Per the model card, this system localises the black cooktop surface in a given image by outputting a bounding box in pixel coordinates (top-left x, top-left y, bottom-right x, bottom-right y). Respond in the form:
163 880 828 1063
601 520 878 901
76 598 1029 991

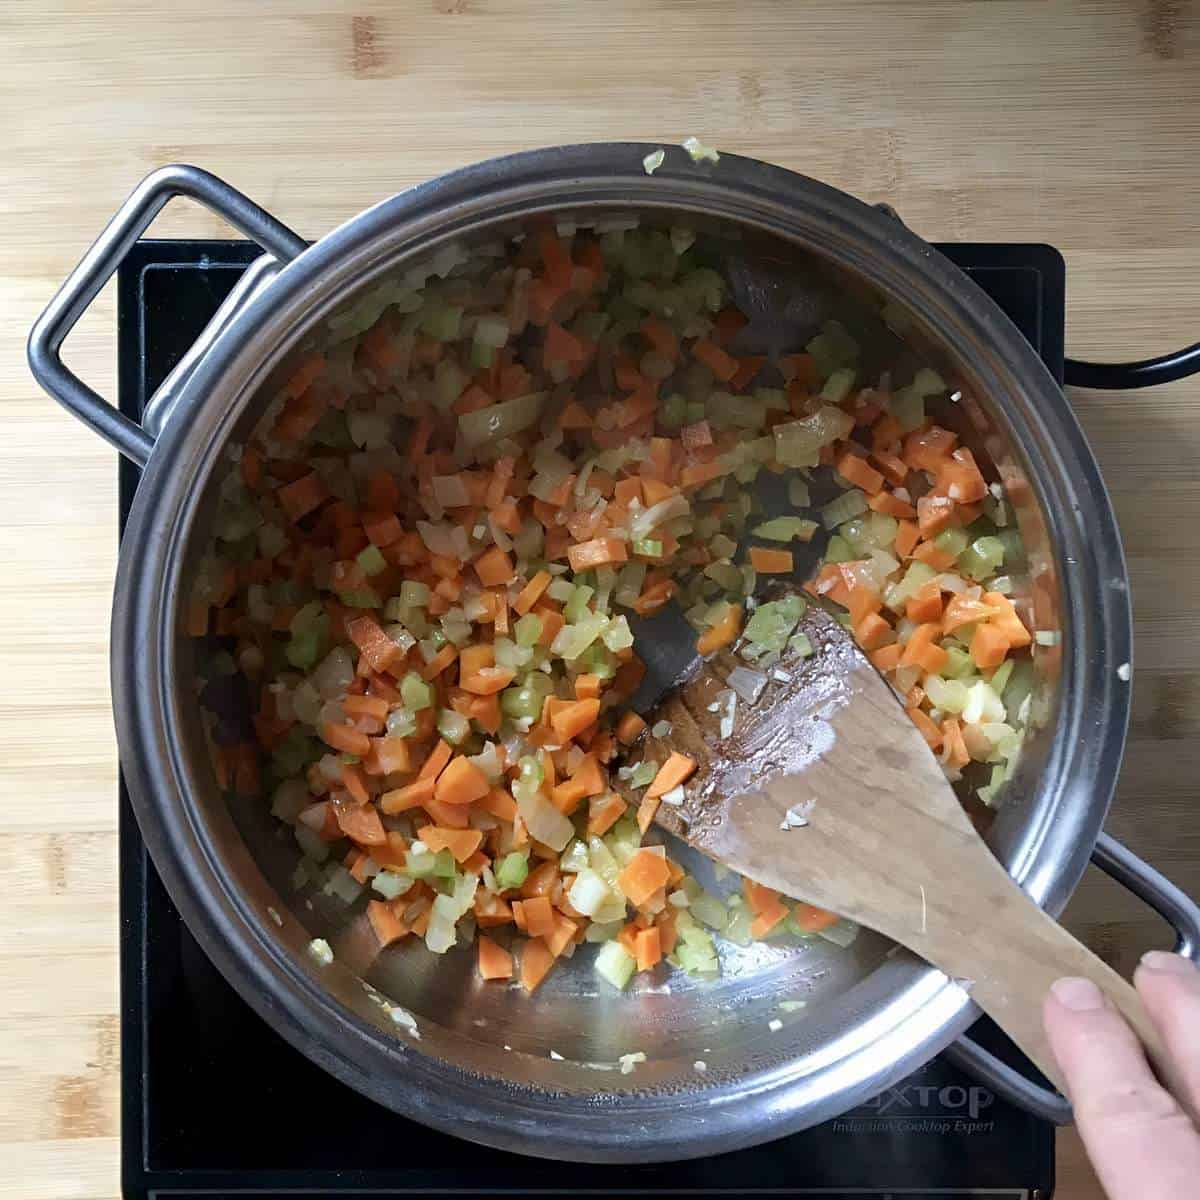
117 238 1064 1199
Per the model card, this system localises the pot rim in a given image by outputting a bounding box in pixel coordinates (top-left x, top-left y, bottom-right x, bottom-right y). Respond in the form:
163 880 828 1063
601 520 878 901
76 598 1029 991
112 143 1132 1160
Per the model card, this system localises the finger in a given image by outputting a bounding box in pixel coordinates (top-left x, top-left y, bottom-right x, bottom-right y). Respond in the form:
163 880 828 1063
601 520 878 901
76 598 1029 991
1043 976 1200 1200
1135 951 1200 1115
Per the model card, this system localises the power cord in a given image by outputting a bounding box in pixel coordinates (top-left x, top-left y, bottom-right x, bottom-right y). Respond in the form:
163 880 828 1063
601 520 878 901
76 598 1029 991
1065 342 1200 389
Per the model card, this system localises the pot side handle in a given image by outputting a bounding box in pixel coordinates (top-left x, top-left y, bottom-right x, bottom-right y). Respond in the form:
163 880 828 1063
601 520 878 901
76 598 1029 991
946 831 1200 1125
27 164 307 466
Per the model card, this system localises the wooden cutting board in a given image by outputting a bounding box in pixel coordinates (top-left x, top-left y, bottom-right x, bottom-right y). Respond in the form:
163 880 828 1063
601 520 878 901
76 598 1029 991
1 4 1198 1197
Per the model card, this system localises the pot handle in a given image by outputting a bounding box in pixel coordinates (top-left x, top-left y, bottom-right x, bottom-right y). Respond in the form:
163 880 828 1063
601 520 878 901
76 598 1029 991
27 164 307 466
946 831 1200 1124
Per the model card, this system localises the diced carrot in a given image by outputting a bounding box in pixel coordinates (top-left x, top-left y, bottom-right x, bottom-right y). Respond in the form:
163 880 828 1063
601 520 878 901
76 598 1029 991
617 849 672 907
917 494 956 538
417 825 484 863
362 511 404 547
836 452 885 495
913 540 957 571
941 717 971 768
422 795 470 828
536 608 565 647
937 447 988 503
480 788 519 821
520 860 560 898
519 937 555 992
904 425 958 473
573 673 601 701
419 643 458 680
475 892 514 928
696 604 742 656
277 471 329 522
319 721 371 757
333 800 386 846
367 899 408 949
433 756 490 806
380 776 436 814
636 792 661 835
854 612 894 652
870 643 904 672
906 580 944 624
510 573 548 620
551 778 586 815
635 926 663 971
478 936 514 980
340 761 370 805
545 912 579 958
645 751 697 799
692 338 739 382
558 400 592 430
418 738 454 780
942 594 996 635
587 793 627 837
899 623 946 672
567 537 628 572
519 895 556 939
749 546 794 574
550 698 601 741
679 461 727 490
640 315 679 360
907 706 944 750
743 878 788 938
982 591 1032 648
971 622 1010 669
893 519 921 559
792 903 839 934
474 546 515 587
347 615 401 674
868 490 917 519
616 711 647 745
845 581 882 626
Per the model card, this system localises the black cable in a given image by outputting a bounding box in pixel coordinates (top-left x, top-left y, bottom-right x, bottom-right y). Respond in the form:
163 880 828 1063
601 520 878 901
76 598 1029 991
1064 342 1200 389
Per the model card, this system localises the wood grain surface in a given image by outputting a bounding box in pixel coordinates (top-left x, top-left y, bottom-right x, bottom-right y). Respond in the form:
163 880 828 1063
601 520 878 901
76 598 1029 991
1 3 1197 1197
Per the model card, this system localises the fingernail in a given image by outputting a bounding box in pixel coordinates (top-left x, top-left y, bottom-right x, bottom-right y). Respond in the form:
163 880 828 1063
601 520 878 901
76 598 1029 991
1139 950 1197 976
1051 976 1105 1011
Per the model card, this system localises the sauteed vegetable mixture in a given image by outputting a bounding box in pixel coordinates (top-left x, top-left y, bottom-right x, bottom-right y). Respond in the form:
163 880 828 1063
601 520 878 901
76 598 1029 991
191 217 1034 991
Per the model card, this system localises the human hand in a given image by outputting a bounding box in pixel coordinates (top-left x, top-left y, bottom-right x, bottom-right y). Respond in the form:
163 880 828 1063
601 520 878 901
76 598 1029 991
1043 952 1200 1200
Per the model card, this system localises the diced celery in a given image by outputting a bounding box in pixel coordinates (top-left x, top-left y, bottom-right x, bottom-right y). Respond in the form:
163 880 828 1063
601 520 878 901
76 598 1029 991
514 613 543 647
341 589 381 609
883 561 937 611
551 610 609 660
495 851 530 890
805 321 860 375
743 595 806 652
774 406 855 469
753 516 818 542
691 892 730 931
356 544 387 577
659 392 687 429
437 709 471 744
406 848 438 878
372 871 413 900
923 675 969 714
595 940 637 990
789 631 814 657
958 535 1005 582
559 839 590 874
824 535 854 564
601 615 634 652
400 581 431 608
934 527 970 559
942 645 976 679
286 628 322 670
821 489 868 530
419 302 463 341
820 366 857 404
432 849 458 879
458 391 546 448
394 671 430 712
628 760 658 789
500 675 553 721
564 585 594 623
989 659 1015 697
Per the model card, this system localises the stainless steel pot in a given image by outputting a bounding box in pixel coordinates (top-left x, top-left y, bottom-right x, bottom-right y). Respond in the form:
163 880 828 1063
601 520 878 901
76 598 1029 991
29 145 1200 1160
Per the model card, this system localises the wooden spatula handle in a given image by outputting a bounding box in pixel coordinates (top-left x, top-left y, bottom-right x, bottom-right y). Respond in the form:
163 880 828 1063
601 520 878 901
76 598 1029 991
914 866 1195 1123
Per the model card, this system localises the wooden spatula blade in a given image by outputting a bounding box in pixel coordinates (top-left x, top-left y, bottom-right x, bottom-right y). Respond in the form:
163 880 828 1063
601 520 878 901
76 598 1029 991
619 601 1195 1121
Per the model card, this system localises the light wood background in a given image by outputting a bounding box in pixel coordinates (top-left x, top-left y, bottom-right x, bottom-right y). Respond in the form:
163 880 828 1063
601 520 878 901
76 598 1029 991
2 2 1198 1197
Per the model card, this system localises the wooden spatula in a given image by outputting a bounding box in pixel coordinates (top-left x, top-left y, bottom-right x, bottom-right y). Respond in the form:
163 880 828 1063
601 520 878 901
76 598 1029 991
618 602 1191 1115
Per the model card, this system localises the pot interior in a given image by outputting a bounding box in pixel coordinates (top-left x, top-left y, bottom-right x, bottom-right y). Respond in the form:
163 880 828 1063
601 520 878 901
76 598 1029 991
159 187 1072 1154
